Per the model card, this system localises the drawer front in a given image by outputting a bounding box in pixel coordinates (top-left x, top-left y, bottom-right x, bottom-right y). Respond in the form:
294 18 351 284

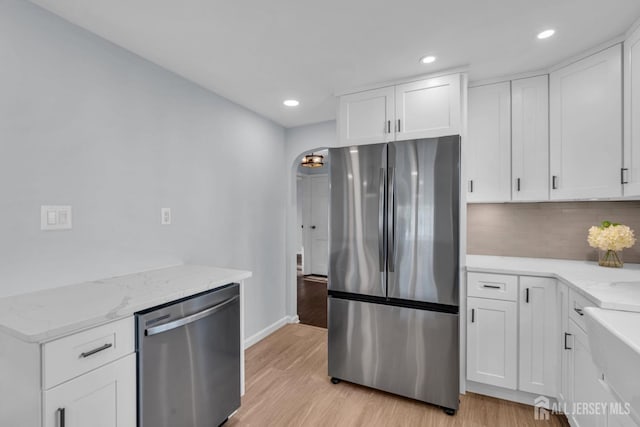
467 272 518 301
568 289 594 332
43 316 135 390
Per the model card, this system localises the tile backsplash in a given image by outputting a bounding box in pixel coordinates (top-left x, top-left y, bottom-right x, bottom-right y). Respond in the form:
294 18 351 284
467 202 640 263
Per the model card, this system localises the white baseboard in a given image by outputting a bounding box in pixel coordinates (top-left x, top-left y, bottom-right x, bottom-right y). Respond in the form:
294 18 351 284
243 315 300 349
466 381 557 408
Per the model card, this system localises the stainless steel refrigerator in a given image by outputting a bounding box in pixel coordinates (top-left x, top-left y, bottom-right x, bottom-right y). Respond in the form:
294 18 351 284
327 135 460 414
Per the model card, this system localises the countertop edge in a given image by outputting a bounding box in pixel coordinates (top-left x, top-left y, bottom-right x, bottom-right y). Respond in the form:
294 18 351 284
0 269 252 344
464 255 640 313
465 262 630 311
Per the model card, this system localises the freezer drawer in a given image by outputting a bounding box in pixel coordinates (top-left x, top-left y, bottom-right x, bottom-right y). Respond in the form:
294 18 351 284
328 297 459 410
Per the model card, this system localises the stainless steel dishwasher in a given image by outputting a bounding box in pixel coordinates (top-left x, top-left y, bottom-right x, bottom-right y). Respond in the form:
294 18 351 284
136 283 240 427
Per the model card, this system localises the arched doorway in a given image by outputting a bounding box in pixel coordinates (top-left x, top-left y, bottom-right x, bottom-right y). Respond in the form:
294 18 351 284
295 149 329 327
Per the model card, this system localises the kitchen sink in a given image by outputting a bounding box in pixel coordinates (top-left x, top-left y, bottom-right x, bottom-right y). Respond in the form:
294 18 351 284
584 307 640 425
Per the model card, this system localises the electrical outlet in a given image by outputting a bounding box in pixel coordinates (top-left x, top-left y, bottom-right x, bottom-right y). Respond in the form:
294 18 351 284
161 208 171 225
41 206 72 231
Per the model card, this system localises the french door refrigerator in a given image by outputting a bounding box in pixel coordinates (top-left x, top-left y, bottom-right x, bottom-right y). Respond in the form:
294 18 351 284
327 135 460 414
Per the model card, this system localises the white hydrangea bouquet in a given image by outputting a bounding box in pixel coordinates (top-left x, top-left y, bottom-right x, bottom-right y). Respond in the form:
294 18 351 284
587 220 636 268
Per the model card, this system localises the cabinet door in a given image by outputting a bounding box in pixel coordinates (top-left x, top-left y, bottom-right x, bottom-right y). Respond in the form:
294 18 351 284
624 26 640 196
608 411 637 427
338 87 394 146
467 82 511 203
568 320 608 427
557 282 571 407
512 75 549 201
394 74 461 141
43 355 136 427
467 297 517 389
550 44 623 200
519 277 557 396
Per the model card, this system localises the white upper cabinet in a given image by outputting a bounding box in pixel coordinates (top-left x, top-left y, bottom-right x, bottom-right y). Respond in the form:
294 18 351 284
337 74 462 146
624 26 640 196
550 44 623 200
338 86 395 146
511 76 549 201
467 82 512 203
394 74 461 140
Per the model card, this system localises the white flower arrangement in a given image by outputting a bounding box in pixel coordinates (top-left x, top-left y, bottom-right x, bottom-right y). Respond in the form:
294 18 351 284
588 220 636 268
587 221 636 251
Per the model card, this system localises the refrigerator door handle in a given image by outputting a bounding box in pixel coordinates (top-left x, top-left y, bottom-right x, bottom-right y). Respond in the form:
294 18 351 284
387 167 396 273
378 168 386 273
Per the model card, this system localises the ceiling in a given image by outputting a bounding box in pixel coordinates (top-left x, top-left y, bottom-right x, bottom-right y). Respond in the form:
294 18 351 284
29 0 640 128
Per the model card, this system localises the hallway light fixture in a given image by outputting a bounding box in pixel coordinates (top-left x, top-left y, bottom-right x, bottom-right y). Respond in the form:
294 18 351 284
301 152 324 168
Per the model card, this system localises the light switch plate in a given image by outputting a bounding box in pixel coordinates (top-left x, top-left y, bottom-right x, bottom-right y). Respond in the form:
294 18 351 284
161 208 171 225
41 206 72 231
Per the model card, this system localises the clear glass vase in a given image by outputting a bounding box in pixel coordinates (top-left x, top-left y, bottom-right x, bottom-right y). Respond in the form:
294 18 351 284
598 249 623 268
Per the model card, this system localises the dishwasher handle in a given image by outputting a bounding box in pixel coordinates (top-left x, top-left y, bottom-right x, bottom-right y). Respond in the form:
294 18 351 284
145 295 239 337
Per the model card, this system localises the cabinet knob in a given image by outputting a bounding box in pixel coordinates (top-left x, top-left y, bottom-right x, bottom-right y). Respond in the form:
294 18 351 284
311 225 316 229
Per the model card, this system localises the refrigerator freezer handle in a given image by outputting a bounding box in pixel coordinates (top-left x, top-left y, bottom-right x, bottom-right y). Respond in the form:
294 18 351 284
378 168 386 273
387 167 396 273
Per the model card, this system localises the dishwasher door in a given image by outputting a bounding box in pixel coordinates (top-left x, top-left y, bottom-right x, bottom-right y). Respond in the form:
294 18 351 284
136 283 240 427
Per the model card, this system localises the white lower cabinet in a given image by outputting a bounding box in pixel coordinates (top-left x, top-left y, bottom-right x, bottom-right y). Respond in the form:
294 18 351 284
558 282 571 406
608 411 637 427
467 273 557 395
519 276 558 396
43 354 136 427
468 270 639 426
0 316 136 427
467 296 518 389
566 319 608 427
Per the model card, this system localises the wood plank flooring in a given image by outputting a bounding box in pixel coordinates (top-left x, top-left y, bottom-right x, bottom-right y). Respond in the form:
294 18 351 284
228 324 569 427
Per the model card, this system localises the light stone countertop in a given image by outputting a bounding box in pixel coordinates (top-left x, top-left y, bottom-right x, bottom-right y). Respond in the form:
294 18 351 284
466 255 640 312
0 264 251 343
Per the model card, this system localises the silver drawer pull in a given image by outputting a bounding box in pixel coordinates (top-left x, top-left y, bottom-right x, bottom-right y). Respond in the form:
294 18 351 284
80 343 113 358
482 284 501 289
574 307 584 316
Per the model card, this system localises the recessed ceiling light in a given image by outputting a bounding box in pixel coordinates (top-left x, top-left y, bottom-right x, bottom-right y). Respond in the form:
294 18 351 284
283 99 299 107
537 29 555 40
420 55 436 64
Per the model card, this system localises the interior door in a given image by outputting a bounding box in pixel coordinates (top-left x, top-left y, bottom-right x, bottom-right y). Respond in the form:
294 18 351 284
387 136 460 306
328 143 387 297
309 175 329 275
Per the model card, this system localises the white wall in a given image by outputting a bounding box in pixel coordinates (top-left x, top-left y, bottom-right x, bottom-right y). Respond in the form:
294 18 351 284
0 0 287 338
284 120 337 315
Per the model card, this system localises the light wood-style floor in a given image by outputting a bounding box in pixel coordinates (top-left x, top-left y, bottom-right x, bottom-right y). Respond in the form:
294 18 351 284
228 324 569 427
